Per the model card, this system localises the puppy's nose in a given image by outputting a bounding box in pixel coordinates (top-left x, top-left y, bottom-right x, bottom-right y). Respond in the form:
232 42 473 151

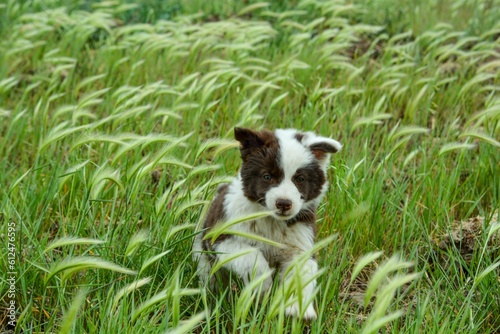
276 199 292 212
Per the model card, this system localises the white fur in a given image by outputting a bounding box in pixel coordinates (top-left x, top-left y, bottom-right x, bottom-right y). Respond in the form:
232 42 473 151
193 128 340 321
282 258 318 319
192 236 214 286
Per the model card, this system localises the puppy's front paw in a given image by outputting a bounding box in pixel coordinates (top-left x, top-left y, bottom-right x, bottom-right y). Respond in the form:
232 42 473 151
246 269 274 296
285 302 317 321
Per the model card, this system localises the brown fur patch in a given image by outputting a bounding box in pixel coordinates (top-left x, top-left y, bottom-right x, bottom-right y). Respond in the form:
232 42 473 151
202 184 229 251
286 210 317 235
235 128 284 204
234 127 279 162
292 163 326 202
294 132 305 143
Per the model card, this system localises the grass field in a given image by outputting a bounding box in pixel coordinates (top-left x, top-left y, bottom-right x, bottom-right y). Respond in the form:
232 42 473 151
1 0 499 333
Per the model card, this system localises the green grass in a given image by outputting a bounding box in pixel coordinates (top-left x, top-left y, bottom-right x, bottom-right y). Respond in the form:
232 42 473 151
1 0 499 332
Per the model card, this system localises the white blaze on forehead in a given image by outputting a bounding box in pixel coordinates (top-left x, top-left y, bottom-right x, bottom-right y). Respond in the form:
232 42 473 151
274 129 314 177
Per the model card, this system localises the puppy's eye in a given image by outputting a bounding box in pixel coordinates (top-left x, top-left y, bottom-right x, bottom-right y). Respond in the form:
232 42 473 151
263 174 272 181
296 176 306 183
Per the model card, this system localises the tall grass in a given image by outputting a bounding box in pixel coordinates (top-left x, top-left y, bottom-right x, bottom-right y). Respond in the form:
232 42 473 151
1 0 499 332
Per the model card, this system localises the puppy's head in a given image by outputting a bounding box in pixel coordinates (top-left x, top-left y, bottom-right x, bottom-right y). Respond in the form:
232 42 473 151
234 127 341 220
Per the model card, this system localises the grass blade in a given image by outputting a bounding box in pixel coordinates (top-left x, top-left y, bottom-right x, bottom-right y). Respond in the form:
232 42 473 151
45 237 105 253
46 256 136 283
58 289 88 334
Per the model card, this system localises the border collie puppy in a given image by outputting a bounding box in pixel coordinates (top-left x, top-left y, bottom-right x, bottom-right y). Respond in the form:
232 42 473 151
193 127 341 320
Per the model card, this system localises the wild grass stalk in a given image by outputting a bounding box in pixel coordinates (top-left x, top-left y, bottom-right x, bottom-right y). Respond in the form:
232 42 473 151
0 0 498 332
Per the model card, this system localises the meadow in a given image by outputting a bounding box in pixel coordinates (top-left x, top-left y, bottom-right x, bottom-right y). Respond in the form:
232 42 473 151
0 0 499 332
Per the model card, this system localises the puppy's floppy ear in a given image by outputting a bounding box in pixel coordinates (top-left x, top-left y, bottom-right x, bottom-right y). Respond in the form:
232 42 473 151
309 140 341 160
234 127 266 149
234 127 275 161
298 132 342 161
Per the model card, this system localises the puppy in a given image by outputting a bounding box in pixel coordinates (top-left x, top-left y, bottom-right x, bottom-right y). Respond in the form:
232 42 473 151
193 127 341 320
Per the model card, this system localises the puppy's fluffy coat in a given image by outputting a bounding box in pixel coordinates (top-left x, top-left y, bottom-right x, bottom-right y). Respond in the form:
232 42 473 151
193 127 341 320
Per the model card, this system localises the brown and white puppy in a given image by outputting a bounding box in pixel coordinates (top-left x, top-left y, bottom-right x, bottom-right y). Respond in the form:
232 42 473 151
193 127 341 320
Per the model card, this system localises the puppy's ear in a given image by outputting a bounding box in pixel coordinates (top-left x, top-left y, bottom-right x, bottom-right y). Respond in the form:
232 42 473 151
309 140 341 160
298 132 342 161
234 127 266 149
234 127 275 161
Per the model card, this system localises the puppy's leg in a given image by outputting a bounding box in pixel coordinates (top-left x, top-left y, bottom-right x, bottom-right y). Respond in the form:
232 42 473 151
280 257 318 321
192 235 216 288
214 238 273 293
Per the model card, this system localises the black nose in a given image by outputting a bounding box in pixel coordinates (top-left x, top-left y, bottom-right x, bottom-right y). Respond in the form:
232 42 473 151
276 199 292 212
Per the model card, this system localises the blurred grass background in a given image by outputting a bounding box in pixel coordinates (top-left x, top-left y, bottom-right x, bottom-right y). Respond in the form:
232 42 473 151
0 0 499 332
